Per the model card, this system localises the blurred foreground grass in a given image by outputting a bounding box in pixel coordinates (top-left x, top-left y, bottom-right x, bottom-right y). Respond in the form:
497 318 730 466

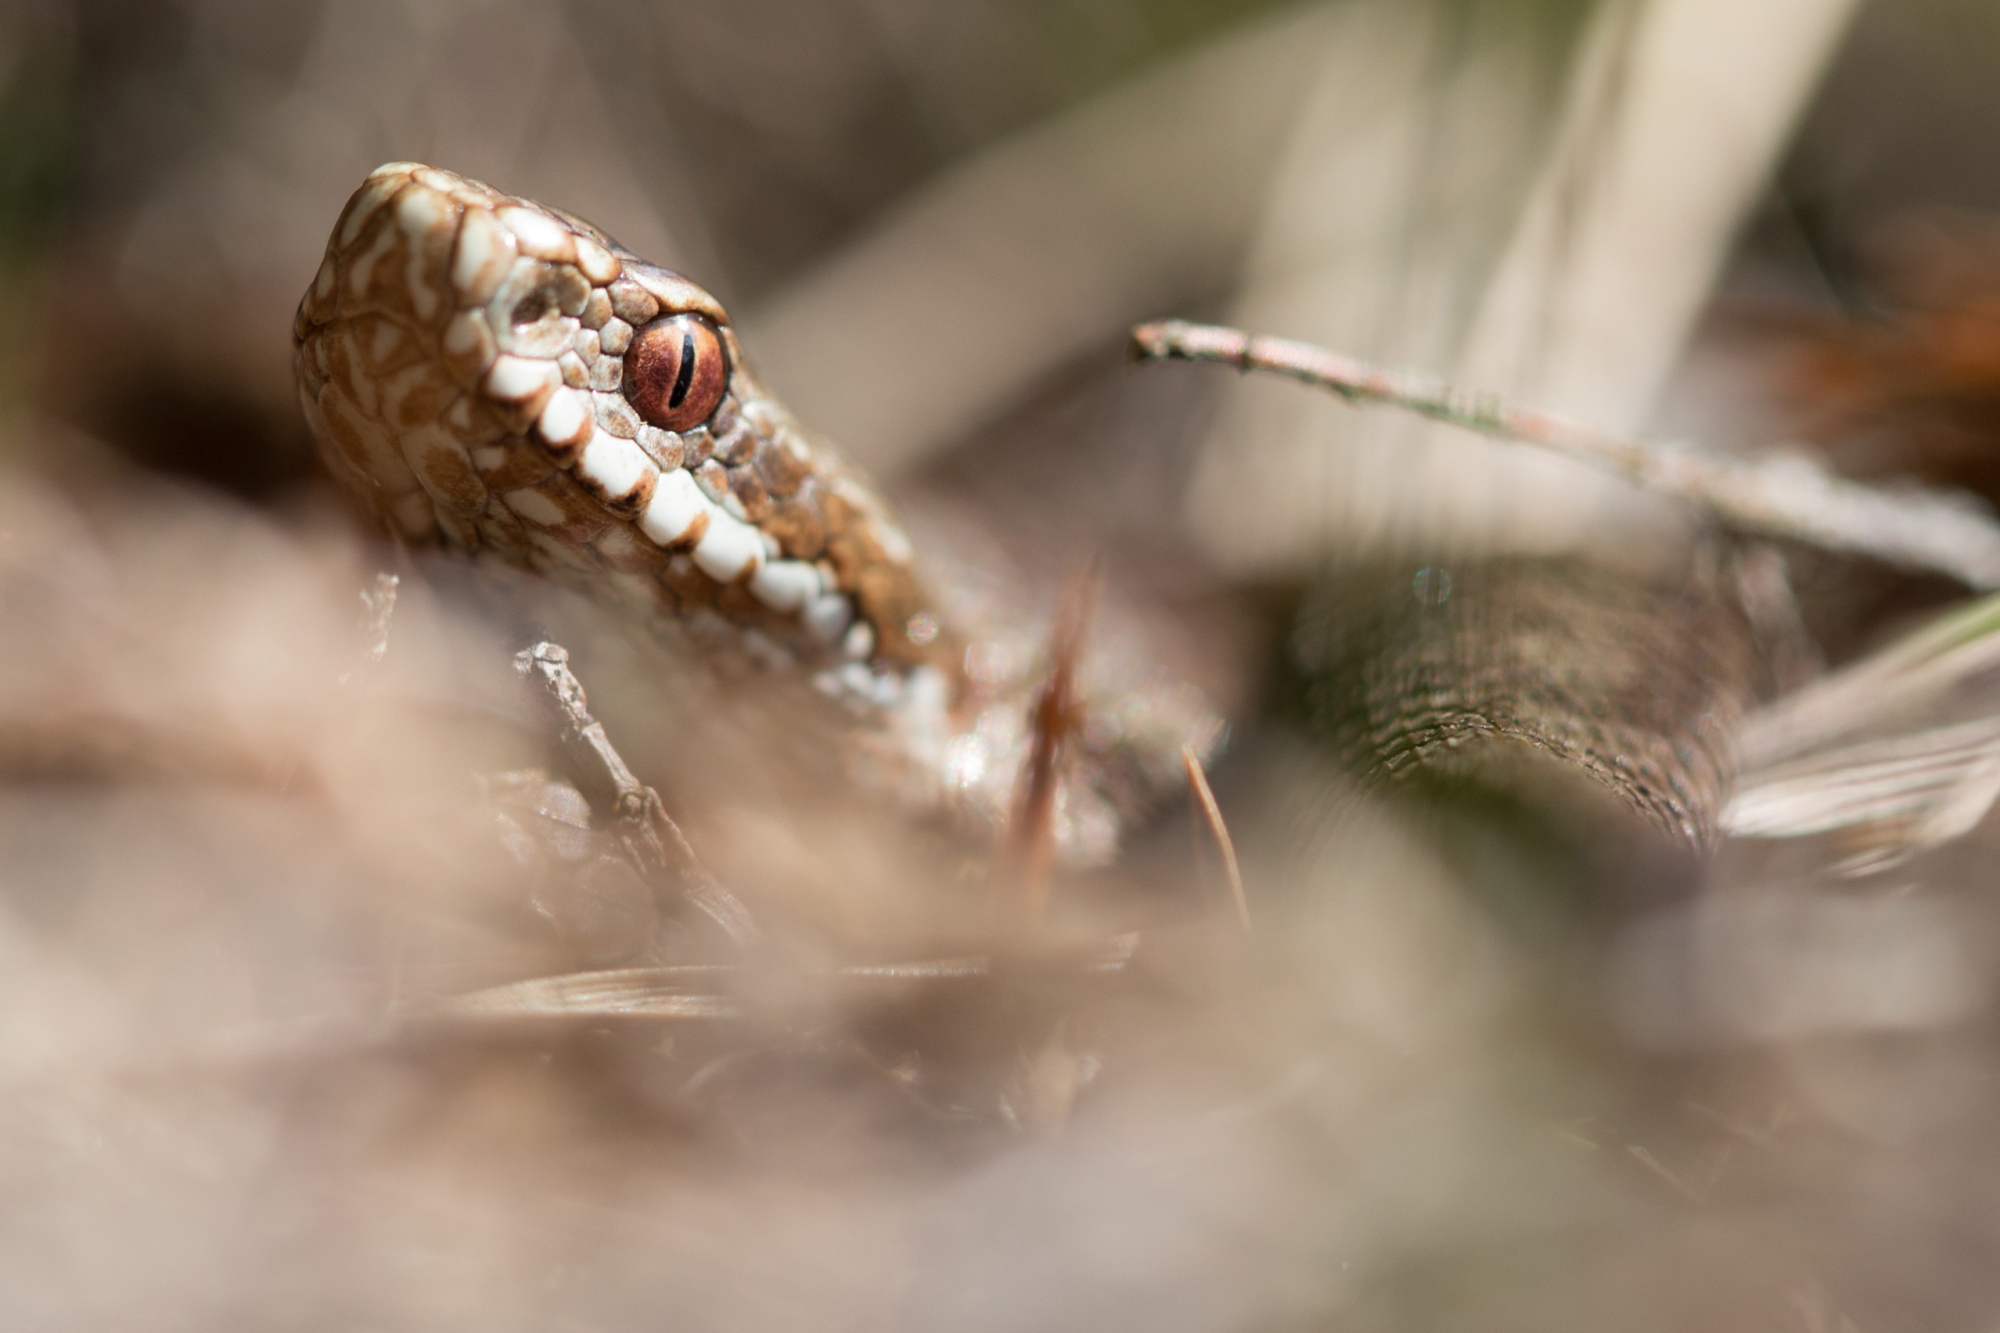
4 1 2000 1329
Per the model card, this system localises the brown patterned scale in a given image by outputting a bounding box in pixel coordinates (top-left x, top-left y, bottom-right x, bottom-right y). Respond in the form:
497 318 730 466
295 163 952 684
294 163 1215 858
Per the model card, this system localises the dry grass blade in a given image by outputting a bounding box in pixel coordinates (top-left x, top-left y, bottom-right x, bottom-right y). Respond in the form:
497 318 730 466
986 565 1100 932
1134 319 2000 588
1182 743 1250 931
444 966 743 1022
1741 588 2000 766
439 937 1143 1025
1726 716 2000 868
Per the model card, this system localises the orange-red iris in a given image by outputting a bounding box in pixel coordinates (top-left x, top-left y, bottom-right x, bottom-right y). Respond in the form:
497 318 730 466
624 313 728 433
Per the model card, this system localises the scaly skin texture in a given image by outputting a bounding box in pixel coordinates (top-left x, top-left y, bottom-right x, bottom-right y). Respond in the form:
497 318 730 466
1296 557 1760 855
293 162 948 687
294 163 1219 860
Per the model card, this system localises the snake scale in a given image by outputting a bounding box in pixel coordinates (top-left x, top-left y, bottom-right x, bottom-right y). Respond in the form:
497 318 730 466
295 162 1755 876
293 162 1215 860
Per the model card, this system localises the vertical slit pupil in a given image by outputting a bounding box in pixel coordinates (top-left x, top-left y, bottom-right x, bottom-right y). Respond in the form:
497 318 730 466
668 330 697 409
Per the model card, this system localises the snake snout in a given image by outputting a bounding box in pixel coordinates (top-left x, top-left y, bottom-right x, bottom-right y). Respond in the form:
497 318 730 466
292 162 962 775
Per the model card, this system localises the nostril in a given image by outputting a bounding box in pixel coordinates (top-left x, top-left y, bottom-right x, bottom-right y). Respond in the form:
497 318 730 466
511 287 559 327
489 268 590 359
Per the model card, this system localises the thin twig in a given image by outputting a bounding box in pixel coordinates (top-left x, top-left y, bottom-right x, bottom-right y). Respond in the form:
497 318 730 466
514 640 759 945
1182 744 1250 930
514 640 647 818
1132 319 2000 590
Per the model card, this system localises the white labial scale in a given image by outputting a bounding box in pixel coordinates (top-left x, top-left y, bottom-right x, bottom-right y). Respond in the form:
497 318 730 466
538 387 593 449
842 620 874 662
692 507 766 583
577 430 654 499
640 468 712 546
870 670 905 707
802 592 854 643
748 559 821 613
485 354 562 404
836 662 882 703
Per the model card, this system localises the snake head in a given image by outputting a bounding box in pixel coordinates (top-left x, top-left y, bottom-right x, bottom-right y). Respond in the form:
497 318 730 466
292 161 952 695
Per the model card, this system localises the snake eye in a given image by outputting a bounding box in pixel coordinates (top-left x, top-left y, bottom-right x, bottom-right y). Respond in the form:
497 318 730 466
624 313 728 432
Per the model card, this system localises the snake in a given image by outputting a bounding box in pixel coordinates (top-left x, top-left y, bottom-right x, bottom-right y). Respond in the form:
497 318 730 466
292 162 1762 879
292 162 1216 857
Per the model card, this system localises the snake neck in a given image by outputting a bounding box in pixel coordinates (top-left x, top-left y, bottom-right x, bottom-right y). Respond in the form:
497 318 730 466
293 162 1219 861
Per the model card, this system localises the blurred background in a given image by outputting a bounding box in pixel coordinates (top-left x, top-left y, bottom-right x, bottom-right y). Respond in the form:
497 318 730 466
9 0 2000 1328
